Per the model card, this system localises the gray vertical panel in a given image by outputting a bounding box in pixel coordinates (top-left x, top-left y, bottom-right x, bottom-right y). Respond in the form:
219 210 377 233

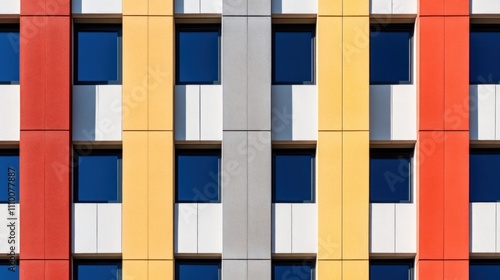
248 0 271 15
247 17 272 131
222 131 248 258
247 131 272 259
223 0 248 15
223 260 248 280
223 17 248 131
248 260 271 280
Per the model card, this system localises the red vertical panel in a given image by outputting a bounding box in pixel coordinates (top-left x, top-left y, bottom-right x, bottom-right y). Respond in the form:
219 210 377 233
419 17 445 131
419 0 444 15
418 261 443 280
21 0 46 15
444 0 469 16
45 0 70 15
444 261 469 280
444 17 469 131
20 261 45 280
45 261 70 279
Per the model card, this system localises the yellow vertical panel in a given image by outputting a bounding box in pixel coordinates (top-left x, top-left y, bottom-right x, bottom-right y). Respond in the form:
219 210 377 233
342 131 369 260
343 0 369 16
318 0 342 16
318 17 343 131
149 0 173 15
122 0 148 15
149 260 174 280
317 260 342 280
123 261 148 280
148 131 174 259
148 16 174 131
342 17 369 131
317 131 342 260
123 132 149 259
343 261 369 280
123 16 149 130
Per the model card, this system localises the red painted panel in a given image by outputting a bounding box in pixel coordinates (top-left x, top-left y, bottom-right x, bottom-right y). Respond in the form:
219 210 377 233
444 261 469 280
20 132 45 259
443 132 469 259
418 261 443 280
20 261 45 280
45 17 70 130
419 0 444 15
21 0 46 15
20 16 47 130
418 132 444 259
419 17 445 130
22 0 70 15
444 17 469 131
45 260 70 279
445 0 469 16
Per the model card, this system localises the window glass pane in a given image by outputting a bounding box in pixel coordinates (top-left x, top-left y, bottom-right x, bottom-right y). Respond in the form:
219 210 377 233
370 261 412 280
273 150 314 203
0 263 19 280
176 261 220 280
76 26 121 84
177 26 220 84
471 261 500 280
470 151 500 202
176 151 220 202
74 261 121 280
0 28 19 84
0 152 19 203
471 27 500 84
75 151 121 203
370 26 412 84
273 26 314 84
273 261 314 280
370 150 412 203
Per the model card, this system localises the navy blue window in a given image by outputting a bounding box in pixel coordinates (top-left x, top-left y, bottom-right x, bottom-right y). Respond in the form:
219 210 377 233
176 261 220 280
370 149 412 203
74 260 121 280
273 25 315 85
75 25 121 84
74 150 121 203
273 150 315 203
370 260 413 280
470 150 500 202
471 26 500 84
0 262 18 280
370 24 412 84
176 25 220 84
273 261 315 280
0 151 19 203
0 26 19 84
471 261 500 279
176 150 220 203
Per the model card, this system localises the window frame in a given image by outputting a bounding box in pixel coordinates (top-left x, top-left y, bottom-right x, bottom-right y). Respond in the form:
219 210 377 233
74 24 122 85
0 149 19 204
73 259 122 280
370 24 414 85
470 24 500 84
272 260 316 280
175 260 221 280
272 24 316 85
370 260 414 280
175 24 221 85
0 24 20 85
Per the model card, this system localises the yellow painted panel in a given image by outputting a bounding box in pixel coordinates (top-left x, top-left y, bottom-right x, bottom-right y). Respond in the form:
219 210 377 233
148 131 174 259
343 0 369 16
317 260 342 280
122 0 148 15
343 261 369 280
123 132 149 259
149 17 174 131
149 260 174 280
123 260 148 280
342 131 369 260
318 17 343 131
123 16 149 131
317 132 342 260
342 17 369 131
318 0 342 16
149 0 173 15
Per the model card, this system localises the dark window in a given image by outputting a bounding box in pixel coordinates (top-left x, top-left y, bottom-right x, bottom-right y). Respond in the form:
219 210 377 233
176 150 220 203
470 150 500 202
0 262 18 280
273 25 315 85
0 26 19 84
74 150 121 203
471 261 500 280
74 260 121 280
370 149 412 203
176 25 220 85
176 261 220 280
75 25 122 84
273 150 315 203
273 261 315 280
370 260 413 280
370 24 412 84
471 26 500 84
0 151 19 203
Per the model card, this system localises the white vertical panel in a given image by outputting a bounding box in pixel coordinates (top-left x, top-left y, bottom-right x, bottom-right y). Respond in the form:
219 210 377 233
0 85 20 141
369 85 391 140
97 85 122 141
175 85 200 141
0 0 20 14
272 0 317 14
73 203 97 254
174 0 200 14
470 85 496 140
392 0 417 14
291 203 317 253
198 203 222 253
73 86 98 141
72 0 122 14
391 85 417 140
292 85 318 141
0 204 18 253
470 203 496 253
471 0 500 14
200 85 223 141
175 203 198 253
370 0 391 14
395 203 416 253
370 203 395 253
200 0 222 13
272 203 292 254
97 203 122 253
